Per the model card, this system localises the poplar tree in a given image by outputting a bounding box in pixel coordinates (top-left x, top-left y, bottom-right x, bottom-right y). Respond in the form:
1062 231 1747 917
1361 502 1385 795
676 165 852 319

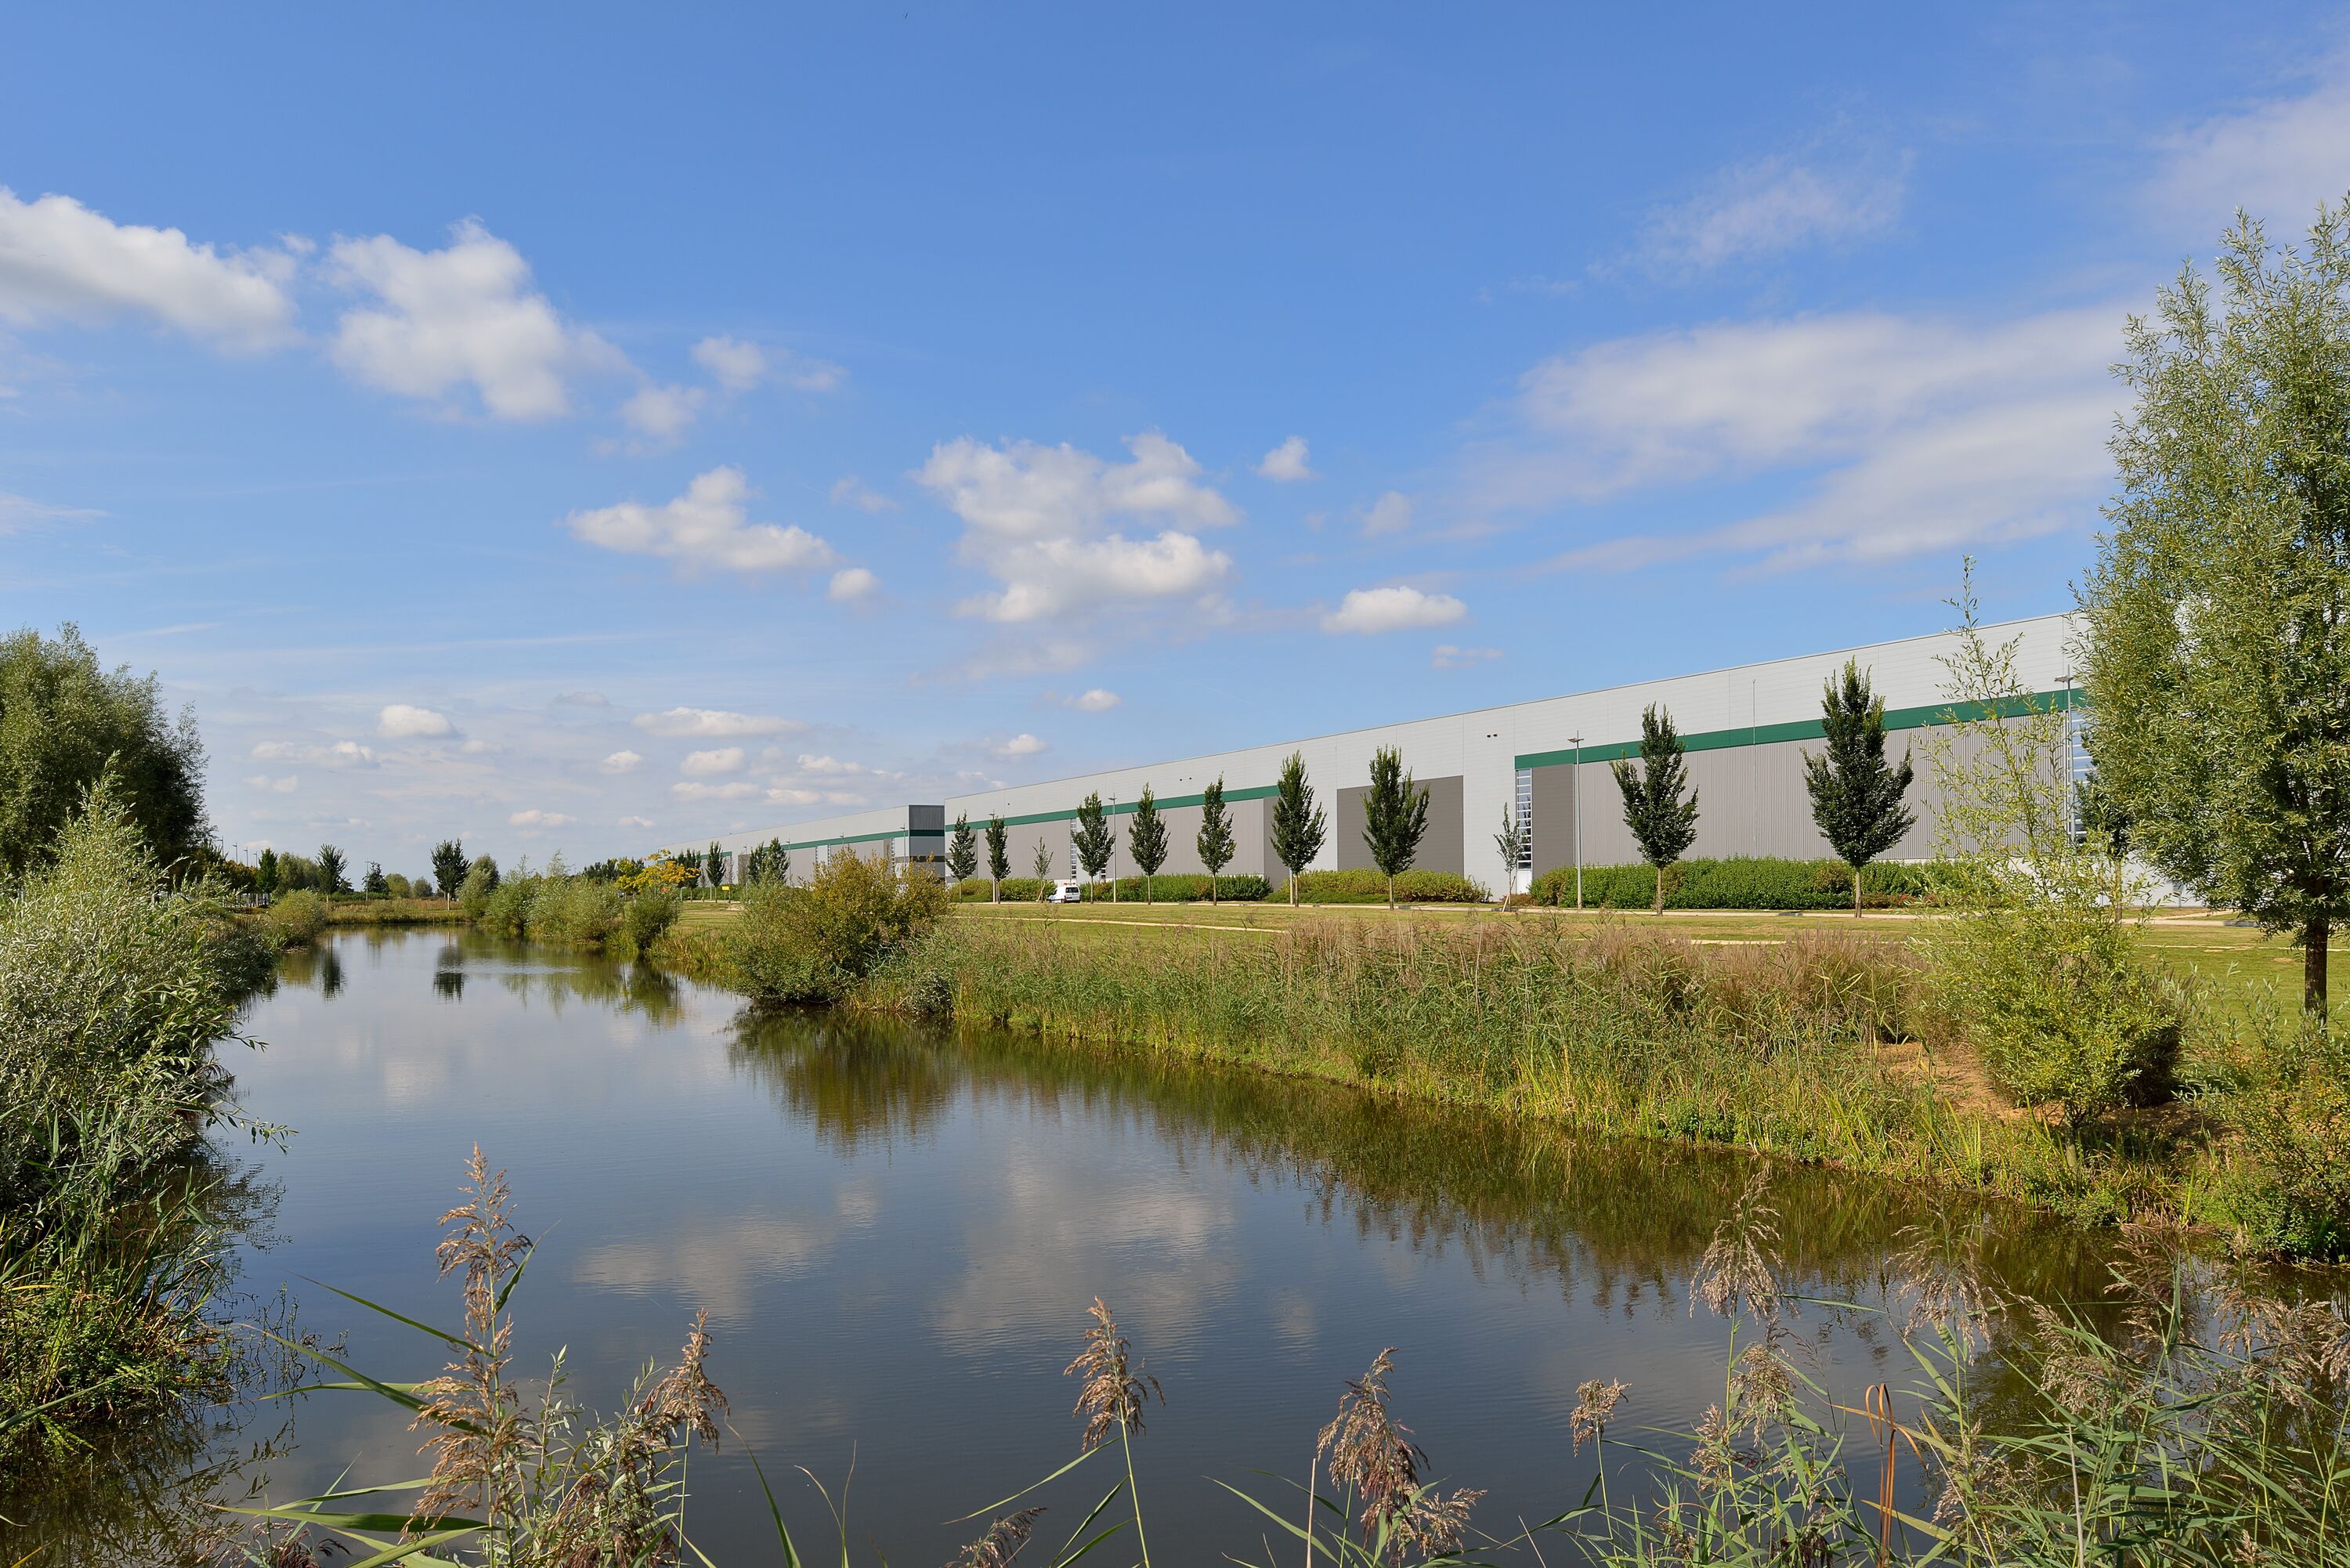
1611 705 1699 914
432 838 468 899
1072 792 1115 889
1126 785 1168 901
1269 751 1327 907
1196 776 1236 904
1361 745 1430 909
2084 206 2350 1012
1802 659 1916 916
947 812 978 885
985 815 1010 902
705 840 728 887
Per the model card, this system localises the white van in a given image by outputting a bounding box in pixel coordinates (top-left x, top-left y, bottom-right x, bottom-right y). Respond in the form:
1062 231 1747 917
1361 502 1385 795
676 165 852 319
1045 878 1084 904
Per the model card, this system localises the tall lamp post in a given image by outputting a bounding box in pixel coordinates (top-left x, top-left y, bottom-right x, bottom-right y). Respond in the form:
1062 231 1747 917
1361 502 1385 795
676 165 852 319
1570 735 1585 913
1108 792 1119 904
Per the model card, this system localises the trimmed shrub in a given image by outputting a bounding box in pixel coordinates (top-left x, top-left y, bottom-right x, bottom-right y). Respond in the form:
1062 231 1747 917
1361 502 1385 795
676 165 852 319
1076 874 1270 904
1275 869 1491 905
996 877 1044 902
1530 857 1931 912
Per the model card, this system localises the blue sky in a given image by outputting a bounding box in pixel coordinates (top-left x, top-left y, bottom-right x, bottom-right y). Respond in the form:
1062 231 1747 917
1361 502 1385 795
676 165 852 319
4 4 2345 873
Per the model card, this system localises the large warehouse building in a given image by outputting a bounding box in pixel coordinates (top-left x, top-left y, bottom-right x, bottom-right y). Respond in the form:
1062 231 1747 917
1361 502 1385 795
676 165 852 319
669 613 2082 891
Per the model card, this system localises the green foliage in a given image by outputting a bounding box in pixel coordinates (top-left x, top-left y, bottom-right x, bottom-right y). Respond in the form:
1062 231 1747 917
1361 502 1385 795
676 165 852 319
1612 705 1700 910
1126 785 1169 898
254 847 279 894
705 840 728 887
615 887 682 959
385 871 413 898
1492 802 1528 902
1071 792 1114 881
1279 868 1490 905
741 837 790 885
529 876 624 947
362 861 388 895
1269 751 1327 907
2207 1005 2350 1258
1918 566 2186 1120
0 623 210 879
2084 204 2350 1011
984 815 1009 893
255 888 328 948
1531 857 1932 911
1195 778 1236 902
1802 659 1917 913
947 813 978 883
316 843 348 894
1072 873 1268 903
1031 840 1055 889
458 862 500 920
731 849 949 1002
1360 746 1430 907
431 837 468 898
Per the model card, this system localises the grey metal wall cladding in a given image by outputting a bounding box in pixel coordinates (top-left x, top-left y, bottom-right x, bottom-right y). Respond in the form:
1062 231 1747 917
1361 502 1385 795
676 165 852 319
909 805 946 833
1335 775 1465 876
1526 728 1992 875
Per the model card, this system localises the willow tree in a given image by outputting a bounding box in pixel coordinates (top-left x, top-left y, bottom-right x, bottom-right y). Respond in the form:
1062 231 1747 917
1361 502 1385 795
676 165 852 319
2083 205 2350 1013
1802 660 1916 916
1611 705 1699 914
1196 777 1235 904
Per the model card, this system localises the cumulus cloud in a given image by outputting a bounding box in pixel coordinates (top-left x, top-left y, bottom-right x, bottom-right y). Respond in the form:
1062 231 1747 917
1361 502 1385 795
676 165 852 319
251 739 378 768
915 431 1238 623
1055 688 1120 712
691 334 767 392
827 566 878 602
671 780 760 801
632 706 801 738
617 815 656 829
1321 585 1468 634
1431 644 1502 669
377 703 453 739
1360 491 1413 537
243 773 300 793
681 746 745 776
2155 54 2350 231
829 475 896 513
0 187 300 349
1634 146 1909 272
993 732 1047 759
1477 304 2120 572
326 219 623 420
562 467 837 576
620 382 706 440
509 808 576 828
601 750 645 774
1256 435 1315 482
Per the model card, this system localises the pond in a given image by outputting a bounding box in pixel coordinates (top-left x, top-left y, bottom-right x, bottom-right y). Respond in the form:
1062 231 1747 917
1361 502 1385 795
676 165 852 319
20 928 2128 1559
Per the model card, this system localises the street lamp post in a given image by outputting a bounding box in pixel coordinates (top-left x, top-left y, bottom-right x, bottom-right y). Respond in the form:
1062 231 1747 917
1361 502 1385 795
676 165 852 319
1570 735 1585 912
1108 792 1119 903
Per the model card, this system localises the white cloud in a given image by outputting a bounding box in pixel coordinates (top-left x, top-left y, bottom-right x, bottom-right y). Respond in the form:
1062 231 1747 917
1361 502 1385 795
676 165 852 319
2156 55 2350 230
563 467 837 576
377 703 453 739
620 381 706 439
793 753 871 775
671 780 761 801
617 815 656 829
509 808 576 828
826 566 879 602
1058 688 1120 712
459 738 497 754
1256 435 1315 482
553 690 610 707
1360 490 1413 537
1480 304 2120 571
778 349 844 391
242 773 300 793
251 739 378 768
767 786 822 807
1636 146 1908 271
632 706 801 738
0 187 298 349
1431 644 1502 670
1321 585 1468 634
993 732 1047 759
691 334 767 392
326 219 623 420
601 750 645 774
829 475 897 513
681 746 746 776
915 431 1238 623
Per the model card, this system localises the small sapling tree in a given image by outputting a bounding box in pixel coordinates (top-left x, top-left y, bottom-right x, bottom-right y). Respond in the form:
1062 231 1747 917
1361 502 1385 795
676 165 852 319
1492 801 1527 909
1802 659 1917 916
1032 838 1055 898
947 812 978 887
1361 746 1430 910
1072 793 1115 892
1611 705 1699 914
1127 785 1168 902
432 838 468 900
1196 777 1235 905
1269 751 1327 907
985 815 1010 903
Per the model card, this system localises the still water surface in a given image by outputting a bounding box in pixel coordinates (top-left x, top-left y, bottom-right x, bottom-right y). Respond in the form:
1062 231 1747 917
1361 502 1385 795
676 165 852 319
50 930 2128 1557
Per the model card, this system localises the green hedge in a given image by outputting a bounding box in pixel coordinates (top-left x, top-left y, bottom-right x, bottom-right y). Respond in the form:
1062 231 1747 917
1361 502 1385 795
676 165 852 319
1528 856 1932 911
1274 868 1493 905
1079 874 1269 903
